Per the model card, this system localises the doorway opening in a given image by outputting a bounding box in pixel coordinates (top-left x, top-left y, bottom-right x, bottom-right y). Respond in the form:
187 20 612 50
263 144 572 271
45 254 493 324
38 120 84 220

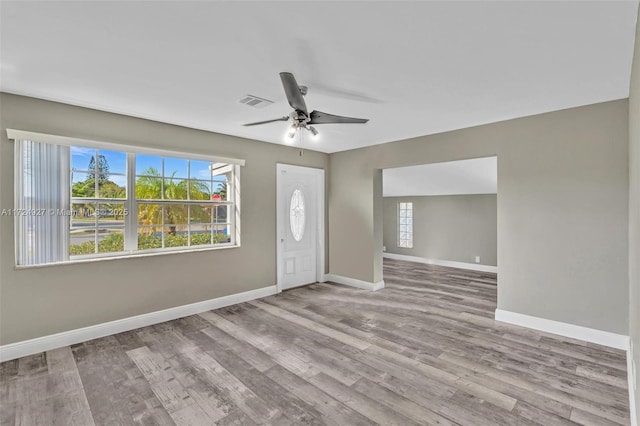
381 156 498 273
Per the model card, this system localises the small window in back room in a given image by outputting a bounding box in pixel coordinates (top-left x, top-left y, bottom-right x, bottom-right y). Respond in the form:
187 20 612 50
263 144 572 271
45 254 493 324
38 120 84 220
398 202 413 248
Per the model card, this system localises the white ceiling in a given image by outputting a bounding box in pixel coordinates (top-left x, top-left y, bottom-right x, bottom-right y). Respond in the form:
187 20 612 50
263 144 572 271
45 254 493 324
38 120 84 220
1 1 638 153
383 157 497 197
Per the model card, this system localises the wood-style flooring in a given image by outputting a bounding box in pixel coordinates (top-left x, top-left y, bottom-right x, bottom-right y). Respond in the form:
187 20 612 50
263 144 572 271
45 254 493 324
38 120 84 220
0 258 631 425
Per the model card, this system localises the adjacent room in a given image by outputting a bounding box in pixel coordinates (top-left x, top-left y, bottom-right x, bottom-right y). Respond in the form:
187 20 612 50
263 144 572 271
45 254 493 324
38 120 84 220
0 1 639 425
382 157 498 272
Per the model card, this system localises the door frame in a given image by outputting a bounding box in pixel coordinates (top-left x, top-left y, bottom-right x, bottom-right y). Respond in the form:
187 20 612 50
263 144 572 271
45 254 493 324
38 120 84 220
276 163 325 292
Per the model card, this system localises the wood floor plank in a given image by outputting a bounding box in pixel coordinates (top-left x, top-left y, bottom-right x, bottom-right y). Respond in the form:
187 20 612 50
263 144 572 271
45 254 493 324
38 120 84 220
575 365 629 389
46 347 79 374
71 336 174 426
146 339 236 424
261 294 413 354
174 345 282 424
214 409 258 426
251 298 519 412
0 359 19 383
114 330 147 352
445 390 538 426
126 346 213 425
8 346 95 426
262 365 374 426
183 329 326 425
0 258 631 425
351 377 459 426
215 302 466 421
13 389 95 426
570 407 623 426
438 351 629 424
17 353 47 378
255 290 610 422
216 304 364 386
511 400 577 426
248 300 372 350
198 324 276 373
308 372 421 426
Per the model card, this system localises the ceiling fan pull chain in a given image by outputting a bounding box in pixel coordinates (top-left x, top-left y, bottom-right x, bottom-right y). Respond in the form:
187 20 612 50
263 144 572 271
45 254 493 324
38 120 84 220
299 127 304 157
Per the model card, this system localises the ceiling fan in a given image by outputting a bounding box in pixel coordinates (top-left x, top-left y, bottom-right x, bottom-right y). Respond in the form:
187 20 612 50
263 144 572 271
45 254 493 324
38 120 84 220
243 72 369 140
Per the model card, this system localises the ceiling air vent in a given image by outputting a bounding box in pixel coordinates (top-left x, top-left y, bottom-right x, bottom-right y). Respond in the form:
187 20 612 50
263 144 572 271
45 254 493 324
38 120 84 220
238 94 273 108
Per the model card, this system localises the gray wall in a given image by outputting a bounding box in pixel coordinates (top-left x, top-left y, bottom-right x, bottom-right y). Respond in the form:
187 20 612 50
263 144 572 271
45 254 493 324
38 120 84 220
0 93 329 345
329 100 629 334
628 5 640 420
383 195 497 266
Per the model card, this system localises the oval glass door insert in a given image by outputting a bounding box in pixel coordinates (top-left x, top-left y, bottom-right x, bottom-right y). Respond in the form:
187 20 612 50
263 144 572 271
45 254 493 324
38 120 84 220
290 189 305 241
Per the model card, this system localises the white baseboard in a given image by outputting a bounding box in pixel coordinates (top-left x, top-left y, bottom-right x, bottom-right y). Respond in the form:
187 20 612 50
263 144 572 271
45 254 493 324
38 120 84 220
495 309 629 350
326 274 385 291
383 253 498 273
629 340 638 426
0 285 277 362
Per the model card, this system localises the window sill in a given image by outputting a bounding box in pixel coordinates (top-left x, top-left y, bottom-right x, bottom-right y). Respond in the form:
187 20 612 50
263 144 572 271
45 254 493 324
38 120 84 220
14 243 241 270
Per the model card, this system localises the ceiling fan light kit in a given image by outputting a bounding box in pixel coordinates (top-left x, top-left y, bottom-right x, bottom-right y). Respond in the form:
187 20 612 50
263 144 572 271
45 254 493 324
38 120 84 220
244 72 369 143
287 124 297 139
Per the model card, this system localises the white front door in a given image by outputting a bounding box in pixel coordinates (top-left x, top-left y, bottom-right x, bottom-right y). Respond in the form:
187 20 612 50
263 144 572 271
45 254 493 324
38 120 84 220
277 164 324 291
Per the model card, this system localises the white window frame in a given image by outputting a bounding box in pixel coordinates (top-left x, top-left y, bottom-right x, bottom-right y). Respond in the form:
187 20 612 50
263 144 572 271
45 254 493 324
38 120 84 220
9 129 244 267
69 148 128 256
123 155 238 257
397 201 413 248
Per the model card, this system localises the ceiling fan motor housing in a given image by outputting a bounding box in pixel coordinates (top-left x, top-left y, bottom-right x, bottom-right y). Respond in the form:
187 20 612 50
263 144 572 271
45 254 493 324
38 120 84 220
291 111 310 128
243 72 369 129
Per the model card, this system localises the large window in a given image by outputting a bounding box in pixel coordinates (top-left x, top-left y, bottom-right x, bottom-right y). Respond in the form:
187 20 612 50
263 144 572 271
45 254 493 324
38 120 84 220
14 135 241 266
397 202 413 248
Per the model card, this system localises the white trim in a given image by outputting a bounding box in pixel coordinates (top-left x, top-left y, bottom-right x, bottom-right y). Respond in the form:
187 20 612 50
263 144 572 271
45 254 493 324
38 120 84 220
0 285 277 362
6 128 246 166
15 242 240 270
495 309 629 350
233 164 242 246
629 340 638 426
326 274 385 291
317 168 326 287
276 164 325 293
13 140 22 265
124 152 137 251
383 252 498 273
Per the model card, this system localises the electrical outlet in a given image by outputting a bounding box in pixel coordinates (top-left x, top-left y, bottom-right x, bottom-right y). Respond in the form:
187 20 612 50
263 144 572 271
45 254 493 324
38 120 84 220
383 246 386 252
475 256 480 263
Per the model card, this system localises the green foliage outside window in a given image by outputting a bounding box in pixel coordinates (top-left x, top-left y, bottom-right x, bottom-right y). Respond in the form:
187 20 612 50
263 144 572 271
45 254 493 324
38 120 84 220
70 231 229 255
87 154 111 183
70 161 230 255
136 167 210 236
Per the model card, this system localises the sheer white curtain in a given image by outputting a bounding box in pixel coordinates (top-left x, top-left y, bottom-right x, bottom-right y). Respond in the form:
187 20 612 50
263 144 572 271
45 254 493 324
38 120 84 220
15 140 70 265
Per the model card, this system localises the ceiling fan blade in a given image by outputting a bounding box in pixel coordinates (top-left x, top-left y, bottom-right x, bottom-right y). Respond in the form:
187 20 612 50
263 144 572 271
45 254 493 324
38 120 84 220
243 116 289 126
280 72 308 115
308 110 369 125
